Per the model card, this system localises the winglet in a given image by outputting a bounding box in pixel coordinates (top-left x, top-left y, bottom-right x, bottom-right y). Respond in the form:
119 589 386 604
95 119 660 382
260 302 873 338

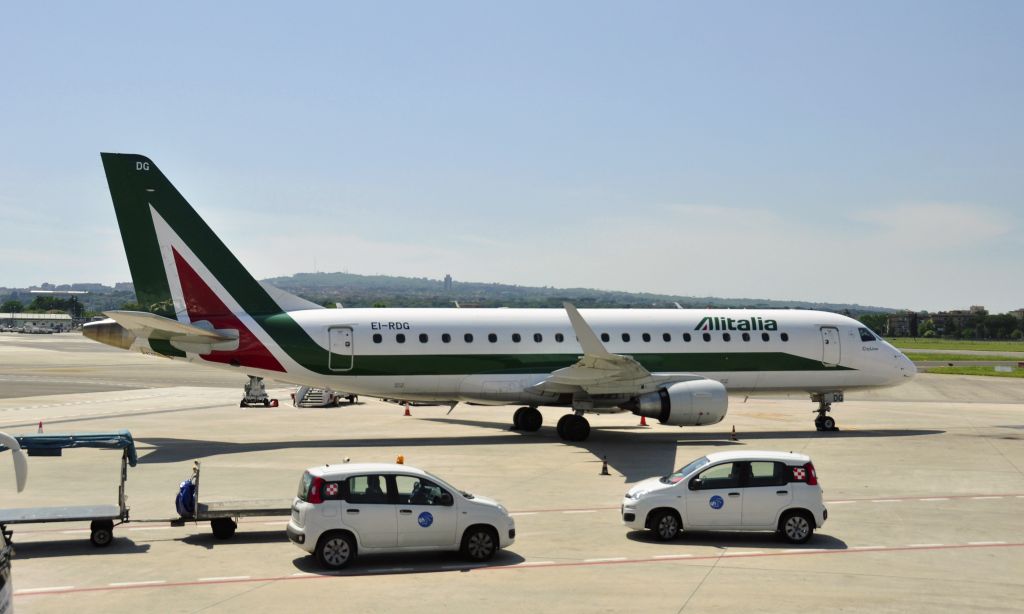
563 302 612 357
0 431 28 492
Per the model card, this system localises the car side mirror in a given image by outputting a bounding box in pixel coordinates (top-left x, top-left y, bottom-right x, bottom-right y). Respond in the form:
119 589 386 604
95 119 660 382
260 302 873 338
439 492 454 506
689 478 701 491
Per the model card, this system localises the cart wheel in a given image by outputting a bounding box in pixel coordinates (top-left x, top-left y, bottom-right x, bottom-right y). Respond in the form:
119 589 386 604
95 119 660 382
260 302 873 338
211 517 237 539
90 519 114 547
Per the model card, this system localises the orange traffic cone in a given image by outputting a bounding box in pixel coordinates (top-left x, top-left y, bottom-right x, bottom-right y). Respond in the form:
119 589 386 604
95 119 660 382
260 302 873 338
396 454 405 464
639 415 648 427
403 402 411 417
731 425 738 441
37 420 43 433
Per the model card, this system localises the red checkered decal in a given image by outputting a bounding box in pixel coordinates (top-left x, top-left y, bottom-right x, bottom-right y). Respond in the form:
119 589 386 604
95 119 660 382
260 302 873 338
325 483 339 496
792 467 806 481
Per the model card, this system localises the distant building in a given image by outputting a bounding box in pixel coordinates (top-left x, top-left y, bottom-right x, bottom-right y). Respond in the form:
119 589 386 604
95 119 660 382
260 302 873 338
1009 309 1024 321
0 312 73 332
886 312 918 337
444 274 453 291
114 282 135 292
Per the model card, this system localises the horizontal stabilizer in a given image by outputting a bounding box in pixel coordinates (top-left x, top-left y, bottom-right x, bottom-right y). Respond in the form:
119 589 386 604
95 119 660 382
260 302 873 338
103 310 237 341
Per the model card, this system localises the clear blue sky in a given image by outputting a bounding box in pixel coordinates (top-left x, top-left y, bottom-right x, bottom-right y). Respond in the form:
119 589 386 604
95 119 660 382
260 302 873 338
1 2 1021 312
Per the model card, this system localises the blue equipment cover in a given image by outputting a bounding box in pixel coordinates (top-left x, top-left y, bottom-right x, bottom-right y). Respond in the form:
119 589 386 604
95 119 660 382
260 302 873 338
0 430 137 467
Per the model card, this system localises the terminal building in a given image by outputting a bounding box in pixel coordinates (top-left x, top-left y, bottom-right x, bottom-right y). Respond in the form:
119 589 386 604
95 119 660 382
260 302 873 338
0 312 73 332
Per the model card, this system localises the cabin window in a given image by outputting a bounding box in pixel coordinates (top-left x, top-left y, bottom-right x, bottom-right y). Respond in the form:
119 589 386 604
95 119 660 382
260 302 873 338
662 333 671 342
762 332 770 342
396 333 406 344
702 333 711 342
742 332 750 342
555 333 564 342
683 333 692 342
642 333 651 342
621 333 631 342
442 333 451 343
464 333 474 343
781 333 789 342
533 333 543 342
419 333 429 343
722 333 731 342
373 333 382 344
601 333 610 342
512 333 521 343
488 333 497 343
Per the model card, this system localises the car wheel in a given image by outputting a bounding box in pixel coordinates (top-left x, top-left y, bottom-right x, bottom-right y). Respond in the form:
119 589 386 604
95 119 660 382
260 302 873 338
316 532 356 569
461 526 498 562
211 517 237 539
651 510 681 541
90 520 114 547
779 511 814 544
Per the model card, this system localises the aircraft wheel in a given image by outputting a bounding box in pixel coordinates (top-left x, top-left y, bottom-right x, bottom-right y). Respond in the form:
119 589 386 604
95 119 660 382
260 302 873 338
557 415 590 442
520 407 543 432
512 407 528 430
822 416 837 431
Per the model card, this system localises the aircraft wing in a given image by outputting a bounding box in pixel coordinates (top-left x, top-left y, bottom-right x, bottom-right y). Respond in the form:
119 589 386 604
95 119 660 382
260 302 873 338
527 303 660 396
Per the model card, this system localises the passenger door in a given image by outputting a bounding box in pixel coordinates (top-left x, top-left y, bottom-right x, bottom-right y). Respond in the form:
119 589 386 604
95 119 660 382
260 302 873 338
340 474 396 548
393 475 457 548
685 462 743 528
741 461 792 529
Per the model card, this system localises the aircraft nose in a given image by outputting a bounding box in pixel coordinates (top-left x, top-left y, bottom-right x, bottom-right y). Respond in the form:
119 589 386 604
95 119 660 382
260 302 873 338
899 353 917 380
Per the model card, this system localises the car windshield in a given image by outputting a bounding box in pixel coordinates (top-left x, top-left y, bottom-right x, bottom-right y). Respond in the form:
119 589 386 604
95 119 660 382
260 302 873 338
424 470 473 499
296 471 313 501
661 456 711 484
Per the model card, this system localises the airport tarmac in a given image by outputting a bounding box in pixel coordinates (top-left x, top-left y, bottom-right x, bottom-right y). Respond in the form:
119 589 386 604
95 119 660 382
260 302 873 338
1 333 1022 613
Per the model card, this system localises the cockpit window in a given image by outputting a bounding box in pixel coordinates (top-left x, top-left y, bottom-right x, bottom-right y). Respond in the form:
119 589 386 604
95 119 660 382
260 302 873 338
858 327 877 342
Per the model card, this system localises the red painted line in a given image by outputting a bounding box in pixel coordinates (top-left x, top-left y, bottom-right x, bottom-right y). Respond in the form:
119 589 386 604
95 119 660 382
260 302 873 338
15 542 1024 598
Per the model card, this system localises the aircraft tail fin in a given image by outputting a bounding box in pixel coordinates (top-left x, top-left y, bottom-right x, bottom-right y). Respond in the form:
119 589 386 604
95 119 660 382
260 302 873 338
100 153 322 319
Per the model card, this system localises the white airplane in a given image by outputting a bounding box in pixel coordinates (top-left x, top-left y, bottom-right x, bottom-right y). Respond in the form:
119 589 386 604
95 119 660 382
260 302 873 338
84 154 916 442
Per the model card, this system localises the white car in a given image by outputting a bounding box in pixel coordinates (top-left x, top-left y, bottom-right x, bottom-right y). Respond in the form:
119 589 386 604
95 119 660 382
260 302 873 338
622 450 827 543
287 463 515 569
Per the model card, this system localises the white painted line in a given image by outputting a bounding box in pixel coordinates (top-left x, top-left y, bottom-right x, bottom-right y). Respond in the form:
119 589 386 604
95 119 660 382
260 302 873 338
827 500 855 505
852 546 885 550
723 551 763 556
15 586 75 594
871 499 900 503
584 557 628 563
509 512 537 517
108 580 167 587
291 572 317 577
562 510 596 514
907 543 943 548
514 561 555 566
198 576 251 582
920 498 949 502
1016 495 1024 499
653 554 693 559
971 496 1002 500
967 541 1006 546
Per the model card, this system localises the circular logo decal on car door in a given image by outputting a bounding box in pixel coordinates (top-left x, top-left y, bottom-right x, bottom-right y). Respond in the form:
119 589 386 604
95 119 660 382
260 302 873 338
709 495 724 509
418 511 434 527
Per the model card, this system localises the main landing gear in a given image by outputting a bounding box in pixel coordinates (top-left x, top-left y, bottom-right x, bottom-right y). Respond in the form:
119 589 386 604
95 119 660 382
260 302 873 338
812 392 842 432
512 406 543 432
556 413 590 442
240 376 278 408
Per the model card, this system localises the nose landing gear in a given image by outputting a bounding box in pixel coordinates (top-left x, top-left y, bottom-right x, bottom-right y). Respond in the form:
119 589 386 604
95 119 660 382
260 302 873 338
811 392 842 431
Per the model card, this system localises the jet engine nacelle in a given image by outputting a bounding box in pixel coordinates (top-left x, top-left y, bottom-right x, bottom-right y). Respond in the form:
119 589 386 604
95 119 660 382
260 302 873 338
634 379 728 426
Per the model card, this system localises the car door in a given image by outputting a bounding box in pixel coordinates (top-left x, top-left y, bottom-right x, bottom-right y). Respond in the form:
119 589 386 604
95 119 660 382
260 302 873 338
684 462 743 528
393 475 457 548
741 461 793 529
340 474 397 548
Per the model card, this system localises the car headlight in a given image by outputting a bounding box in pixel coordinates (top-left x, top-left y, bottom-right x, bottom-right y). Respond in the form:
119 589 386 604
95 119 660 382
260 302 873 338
627 490 649 500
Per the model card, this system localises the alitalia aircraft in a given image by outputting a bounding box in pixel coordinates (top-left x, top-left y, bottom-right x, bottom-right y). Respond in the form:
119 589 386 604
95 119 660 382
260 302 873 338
84 153 916 442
